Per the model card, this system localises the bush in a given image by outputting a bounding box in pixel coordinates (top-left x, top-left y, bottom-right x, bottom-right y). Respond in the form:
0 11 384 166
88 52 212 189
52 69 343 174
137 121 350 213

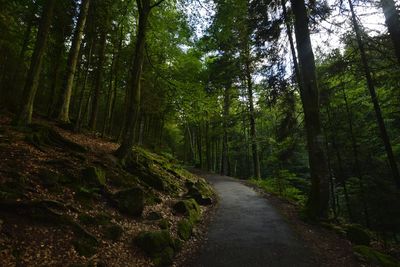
250 170 306 205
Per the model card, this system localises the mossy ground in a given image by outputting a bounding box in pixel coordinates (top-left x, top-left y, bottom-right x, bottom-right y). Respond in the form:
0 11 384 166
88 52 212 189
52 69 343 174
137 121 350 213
0 118 215 266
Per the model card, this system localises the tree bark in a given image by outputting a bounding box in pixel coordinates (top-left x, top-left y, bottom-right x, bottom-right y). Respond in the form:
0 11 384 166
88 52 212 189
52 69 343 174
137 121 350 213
245 60 261 178
15 0 56 126
290 0 330 219
75 40 94 131
380 0 400 65
115 0 152 159
57 0 90 122
221 86 231 176
348 0 400 189
88 29 107 131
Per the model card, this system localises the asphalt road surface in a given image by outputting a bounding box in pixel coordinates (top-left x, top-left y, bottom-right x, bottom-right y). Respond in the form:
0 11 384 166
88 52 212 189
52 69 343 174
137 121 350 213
191 174 315 267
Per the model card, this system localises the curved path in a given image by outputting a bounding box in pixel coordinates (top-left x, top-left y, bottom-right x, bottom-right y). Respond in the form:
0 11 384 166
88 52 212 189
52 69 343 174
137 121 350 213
191 174 315 267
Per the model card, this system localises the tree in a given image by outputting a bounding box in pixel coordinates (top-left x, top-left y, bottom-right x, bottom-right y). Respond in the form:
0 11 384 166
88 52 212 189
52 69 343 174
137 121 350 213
57 0 90 122
380 0 400 65
15 0 56 126
347 0 400 188
290 0 330 219
115 0 165 159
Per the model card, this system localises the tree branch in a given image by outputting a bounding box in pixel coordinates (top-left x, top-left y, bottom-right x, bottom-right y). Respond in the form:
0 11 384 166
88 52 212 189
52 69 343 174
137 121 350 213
150 0 165 9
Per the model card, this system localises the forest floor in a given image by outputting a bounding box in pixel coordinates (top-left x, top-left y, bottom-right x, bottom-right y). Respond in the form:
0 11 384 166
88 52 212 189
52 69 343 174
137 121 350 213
0 113 215 267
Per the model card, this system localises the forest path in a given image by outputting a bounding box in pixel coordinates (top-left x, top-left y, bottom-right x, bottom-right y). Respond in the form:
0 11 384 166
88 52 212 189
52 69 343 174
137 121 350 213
191 174 316 267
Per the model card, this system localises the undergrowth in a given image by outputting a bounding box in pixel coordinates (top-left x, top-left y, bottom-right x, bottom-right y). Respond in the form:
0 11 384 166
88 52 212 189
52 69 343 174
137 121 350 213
249 170 307 205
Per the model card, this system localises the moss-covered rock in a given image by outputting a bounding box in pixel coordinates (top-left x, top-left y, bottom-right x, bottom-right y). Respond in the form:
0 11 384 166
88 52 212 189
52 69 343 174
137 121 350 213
177 219 193 241
104 224 123 241
353 245 400 267
82 166 106 187
346 224 371 245
0 181 26 200
135 230 178 266
147 211 163 221
38 169 61 187
112 187 145 217
159 219 170 230
173 198 200 223
72 235 99 257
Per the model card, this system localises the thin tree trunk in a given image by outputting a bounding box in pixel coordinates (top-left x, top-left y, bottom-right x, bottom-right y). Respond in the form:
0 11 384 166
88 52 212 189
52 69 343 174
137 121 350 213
102 50 116 137
15 0 56 126
47 37 65 117
340 84 370 226
75 40 94 131
348 0 400 189
58 0 90 122
325 105 354 221
380 0 400 65
206 121 212 171
281 0 302 88
89 29 107 131
4 7 35 109
246 60 261 178
108 27 124 136
290 0 330 219
221 85 231 175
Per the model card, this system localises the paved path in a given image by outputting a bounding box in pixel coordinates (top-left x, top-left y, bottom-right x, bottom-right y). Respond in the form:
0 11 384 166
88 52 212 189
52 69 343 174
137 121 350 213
191 174 315 267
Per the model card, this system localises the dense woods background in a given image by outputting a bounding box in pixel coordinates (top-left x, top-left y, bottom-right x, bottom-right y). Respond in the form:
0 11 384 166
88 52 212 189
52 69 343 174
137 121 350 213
1 0 400 243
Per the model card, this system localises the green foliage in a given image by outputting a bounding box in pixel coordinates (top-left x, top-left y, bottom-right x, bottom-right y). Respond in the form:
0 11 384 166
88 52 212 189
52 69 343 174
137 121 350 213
353 245 400 267
250 171 307 205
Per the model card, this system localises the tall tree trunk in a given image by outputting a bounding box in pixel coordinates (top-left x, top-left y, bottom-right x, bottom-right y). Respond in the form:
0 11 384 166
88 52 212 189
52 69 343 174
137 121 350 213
221 85 231 175
4 6 36 110
47 31 66 117
75 40 94 131
380 0 400 65
245 60 261 178
57 0 90 122
89 29 107 131
102 50 116 137
348 0 400 189
115 0 152 159
15 0 56 126
290 0 330 219
108 27 124 136
206 121 212 171
281 0 302 88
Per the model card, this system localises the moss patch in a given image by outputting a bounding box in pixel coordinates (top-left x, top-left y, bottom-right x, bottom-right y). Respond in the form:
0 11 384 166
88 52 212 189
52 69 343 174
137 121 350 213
173 198 200 223
186 182 213 206
345 224 370 245
72 236 99 257
353 245 400 267
135 230 178 266
82 166 106 187
112 187 145 217
104 224 123 241
177 219 193 241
